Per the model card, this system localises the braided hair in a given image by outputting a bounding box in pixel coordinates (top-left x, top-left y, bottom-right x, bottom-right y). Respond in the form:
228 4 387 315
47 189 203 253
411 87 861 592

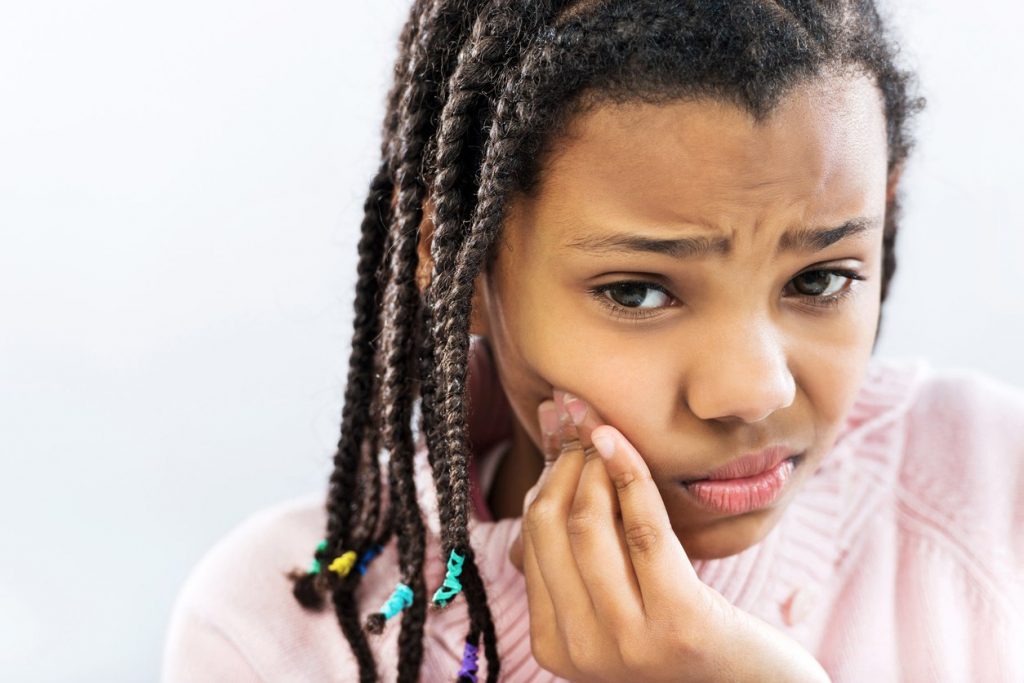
288 1 924 680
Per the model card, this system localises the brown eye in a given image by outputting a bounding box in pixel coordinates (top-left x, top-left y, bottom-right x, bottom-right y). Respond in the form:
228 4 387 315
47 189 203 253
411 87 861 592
599 282 671 309
791 270 844 297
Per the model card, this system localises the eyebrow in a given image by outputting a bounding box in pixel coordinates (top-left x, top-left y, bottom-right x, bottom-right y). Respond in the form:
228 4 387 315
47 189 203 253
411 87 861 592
563 217 881 258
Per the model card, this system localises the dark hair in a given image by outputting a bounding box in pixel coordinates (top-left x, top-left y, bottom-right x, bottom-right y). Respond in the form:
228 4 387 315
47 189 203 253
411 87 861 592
287 1 924 681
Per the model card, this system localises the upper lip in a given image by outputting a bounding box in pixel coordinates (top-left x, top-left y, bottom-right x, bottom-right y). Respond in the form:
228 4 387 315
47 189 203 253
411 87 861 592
683 445 798 483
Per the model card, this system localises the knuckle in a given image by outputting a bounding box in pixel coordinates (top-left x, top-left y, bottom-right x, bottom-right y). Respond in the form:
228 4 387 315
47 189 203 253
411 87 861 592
559 437 584 456
617 637 650 673
524 498 557 535
644 596 718 659
529 633 553 671
609 466 651 493
623 521 662 555
565 503 597 538
564 633 591 669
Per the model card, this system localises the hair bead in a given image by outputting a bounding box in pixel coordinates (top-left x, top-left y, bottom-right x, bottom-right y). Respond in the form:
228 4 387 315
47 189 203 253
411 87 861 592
381 582 415 619
365 581 416 634
356 544 384 575
431 549 465 608
328 550 359 577
457 638 480 682
308 539 328 574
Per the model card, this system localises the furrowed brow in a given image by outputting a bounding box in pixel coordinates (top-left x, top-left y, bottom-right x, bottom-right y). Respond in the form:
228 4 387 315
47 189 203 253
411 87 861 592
563 217 880 258
775 217 880 254
563 233 729 258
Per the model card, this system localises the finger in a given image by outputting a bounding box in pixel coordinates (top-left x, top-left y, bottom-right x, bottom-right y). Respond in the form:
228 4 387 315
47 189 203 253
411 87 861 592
521 407 585 679
590 425 701 614
568 436 644 628
521 501 583 679
554 390 605 450
511 400 559 572
538 400 560 463
526 399 597 636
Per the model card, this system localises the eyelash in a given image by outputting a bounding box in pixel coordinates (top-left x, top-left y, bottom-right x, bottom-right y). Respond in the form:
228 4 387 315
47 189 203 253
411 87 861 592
588 269 867 322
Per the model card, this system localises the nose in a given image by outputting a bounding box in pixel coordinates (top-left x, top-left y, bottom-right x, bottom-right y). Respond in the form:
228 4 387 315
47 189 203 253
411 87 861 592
684 321 796 423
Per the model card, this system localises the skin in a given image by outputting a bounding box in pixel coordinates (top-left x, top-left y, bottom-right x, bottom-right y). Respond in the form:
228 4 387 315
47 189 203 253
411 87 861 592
417 71 896 678
422 71 894 555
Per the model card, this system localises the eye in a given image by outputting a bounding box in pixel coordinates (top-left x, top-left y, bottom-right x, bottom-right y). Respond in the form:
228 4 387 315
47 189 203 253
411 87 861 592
593 280 671 309
787 268 866 309
786 270 843 296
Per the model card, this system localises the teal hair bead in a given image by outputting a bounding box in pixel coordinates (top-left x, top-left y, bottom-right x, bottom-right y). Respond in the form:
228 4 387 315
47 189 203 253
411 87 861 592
380 582 414 620
431 549 466 607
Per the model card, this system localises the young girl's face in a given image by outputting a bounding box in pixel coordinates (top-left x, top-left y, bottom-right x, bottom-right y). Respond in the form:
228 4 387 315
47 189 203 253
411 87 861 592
472 72 891 559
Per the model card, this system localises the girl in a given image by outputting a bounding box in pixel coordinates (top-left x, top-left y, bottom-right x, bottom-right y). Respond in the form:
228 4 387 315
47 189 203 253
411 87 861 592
162 1 1023 681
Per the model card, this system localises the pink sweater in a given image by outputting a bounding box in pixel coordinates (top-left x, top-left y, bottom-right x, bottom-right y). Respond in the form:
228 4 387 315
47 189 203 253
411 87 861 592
162 356 1024 682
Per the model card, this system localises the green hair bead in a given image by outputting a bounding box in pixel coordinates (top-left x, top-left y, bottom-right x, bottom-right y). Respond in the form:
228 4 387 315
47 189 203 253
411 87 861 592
308 539 328 575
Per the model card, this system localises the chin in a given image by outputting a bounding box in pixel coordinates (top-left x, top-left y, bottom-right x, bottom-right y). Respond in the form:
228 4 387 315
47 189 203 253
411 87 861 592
673 507 782 560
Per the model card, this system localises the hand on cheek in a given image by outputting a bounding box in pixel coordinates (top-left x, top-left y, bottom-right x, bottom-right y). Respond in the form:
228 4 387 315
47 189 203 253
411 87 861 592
508 392 832 682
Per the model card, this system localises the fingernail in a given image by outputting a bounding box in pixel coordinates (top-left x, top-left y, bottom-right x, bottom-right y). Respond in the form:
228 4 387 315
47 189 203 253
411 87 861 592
562 392 587 426
552 388 566 407
538 402 559 436
592 430 615 460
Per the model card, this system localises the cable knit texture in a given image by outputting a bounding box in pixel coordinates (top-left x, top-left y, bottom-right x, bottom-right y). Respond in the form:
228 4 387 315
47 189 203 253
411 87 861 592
161 354 1024 682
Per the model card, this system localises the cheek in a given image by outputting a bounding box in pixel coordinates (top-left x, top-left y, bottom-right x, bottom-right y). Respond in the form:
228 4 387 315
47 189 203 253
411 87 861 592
486 270 667 431
505 301 680 449
790 279 881 449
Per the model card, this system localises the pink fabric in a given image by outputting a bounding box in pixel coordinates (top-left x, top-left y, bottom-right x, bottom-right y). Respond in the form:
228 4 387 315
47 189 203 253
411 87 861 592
161 353 1024 682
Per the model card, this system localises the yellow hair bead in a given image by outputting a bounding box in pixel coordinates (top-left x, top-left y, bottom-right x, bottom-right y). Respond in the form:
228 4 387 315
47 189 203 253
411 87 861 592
328 550 358 577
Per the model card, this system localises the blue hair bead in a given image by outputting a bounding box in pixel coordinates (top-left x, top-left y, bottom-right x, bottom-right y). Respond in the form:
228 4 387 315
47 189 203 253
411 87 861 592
356 544 383 575
431 549 465 608
379 582 414 620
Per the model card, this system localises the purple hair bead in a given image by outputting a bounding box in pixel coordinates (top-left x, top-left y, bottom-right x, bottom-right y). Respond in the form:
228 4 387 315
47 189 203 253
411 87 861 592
457 640 479 681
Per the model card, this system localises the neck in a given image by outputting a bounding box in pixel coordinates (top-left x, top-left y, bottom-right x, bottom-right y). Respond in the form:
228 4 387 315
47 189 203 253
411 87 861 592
486 416 545 521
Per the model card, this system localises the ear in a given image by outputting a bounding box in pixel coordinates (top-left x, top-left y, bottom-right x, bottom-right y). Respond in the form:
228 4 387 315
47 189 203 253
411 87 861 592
885 162 903 207
416 199 491 336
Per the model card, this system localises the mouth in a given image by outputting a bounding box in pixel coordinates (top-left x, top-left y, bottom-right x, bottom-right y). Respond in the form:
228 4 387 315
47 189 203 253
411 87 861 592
680 445 802 484
679 454 804 515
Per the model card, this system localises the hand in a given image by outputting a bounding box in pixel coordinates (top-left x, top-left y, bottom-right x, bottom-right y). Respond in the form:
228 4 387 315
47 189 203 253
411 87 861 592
509 391 831 682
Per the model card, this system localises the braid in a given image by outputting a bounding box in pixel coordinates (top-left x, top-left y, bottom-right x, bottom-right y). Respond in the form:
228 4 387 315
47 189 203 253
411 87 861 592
425 4 574 680
354 2 453 679
430 32 566 683
287 2 431 680
358 2 502 681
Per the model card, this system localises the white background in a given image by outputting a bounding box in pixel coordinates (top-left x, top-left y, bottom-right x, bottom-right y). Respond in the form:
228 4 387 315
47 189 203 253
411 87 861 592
1 1 1021 680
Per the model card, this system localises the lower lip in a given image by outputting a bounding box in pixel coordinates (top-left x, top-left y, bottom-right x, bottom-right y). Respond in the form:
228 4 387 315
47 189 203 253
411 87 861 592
681 456 798 515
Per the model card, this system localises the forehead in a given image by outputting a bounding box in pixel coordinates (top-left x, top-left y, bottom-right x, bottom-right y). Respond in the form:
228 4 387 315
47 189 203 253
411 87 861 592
529 73 889 237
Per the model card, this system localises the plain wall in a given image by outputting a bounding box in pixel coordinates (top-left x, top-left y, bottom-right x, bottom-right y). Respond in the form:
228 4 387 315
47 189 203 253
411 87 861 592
1 1 1021 680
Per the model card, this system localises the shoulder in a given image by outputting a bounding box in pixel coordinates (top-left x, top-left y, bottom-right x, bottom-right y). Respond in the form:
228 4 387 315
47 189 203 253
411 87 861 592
893 361 1024 606
897 361 1024 521
170 491 328 624
162 492 359 681
841 355 1024 497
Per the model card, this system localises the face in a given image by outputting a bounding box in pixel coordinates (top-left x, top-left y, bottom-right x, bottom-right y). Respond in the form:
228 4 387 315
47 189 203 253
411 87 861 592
469 73 892 559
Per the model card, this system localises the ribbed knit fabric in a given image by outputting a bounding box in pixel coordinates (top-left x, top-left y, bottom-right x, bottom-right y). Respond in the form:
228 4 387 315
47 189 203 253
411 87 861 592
161 355 1024 682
